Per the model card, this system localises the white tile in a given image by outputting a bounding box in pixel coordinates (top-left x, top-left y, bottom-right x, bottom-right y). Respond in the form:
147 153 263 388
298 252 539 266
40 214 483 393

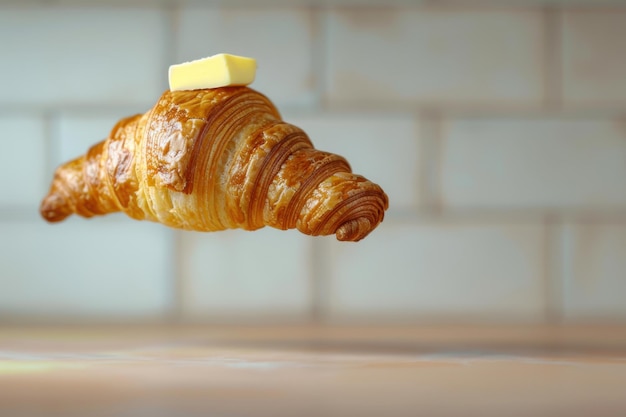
286 113 419 211
325 8 543 106
56 112 128 165
327 220 546 321
560 223 626 321
181 227 312 319
562 10 626 107
175 7 315 109
441 118 626 209
0 6 166 106
0 115 47 208
0 218 173 319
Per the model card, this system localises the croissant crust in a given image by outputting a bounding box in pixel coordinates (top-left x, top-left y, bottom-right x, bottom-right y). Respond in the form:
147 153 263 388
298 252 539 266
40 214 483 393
40 87 389 241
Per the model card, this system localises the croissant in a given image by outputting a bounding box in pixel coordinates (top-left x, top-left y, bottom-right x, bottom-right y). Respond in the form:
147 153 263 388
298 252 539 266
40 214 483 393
40 87 388 241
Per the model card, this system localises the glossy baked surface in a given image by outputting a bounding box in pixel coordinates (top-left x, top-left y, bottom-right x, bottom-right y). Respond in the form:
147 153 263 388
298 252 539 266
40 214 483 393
40 87 388 241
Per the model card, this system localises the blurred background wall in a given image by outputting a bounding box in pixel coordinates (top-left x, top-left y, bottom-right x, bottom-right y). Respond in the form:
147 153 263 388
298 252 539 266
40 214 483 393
1 0 625 325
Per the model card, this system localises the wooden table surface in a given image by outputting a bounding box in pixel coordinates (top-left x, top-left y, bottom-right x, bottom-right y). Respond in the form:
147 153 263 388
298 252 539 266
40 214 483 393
1 324 625 417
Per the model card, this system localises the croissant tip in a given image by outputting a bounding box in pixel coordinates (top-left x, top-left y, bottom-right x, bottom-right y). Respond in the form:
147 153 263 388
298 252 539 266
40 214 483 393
336 217 373 242
333 190 388 242
40 193 71 223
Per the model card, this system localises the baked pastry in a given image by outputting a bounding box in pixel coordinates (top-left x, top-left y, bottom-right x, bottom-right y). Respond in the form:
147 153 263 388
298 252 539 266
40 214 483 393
40 87 388 241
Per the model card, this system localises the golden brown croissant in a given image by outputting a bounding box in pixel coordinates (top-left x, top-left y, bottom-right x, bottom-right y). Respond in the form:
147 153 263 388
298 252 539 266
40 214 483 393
40 87 388 241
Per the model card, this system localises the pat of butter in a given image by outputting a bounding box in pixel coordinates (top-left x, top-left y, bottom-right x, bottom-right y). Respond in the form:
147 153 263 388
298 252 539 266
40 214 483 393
168 53 257 91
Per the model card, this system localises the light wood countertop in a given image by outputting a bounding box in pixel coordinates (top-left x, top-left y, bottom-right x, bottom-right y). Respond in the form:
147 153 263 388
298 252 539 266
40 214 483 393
1 324 625 416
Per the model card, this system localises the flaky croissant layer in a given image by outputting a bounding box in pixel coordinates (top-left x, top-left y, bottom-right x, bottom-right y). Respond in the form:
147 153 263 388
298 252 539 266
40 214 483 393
40 87 389 241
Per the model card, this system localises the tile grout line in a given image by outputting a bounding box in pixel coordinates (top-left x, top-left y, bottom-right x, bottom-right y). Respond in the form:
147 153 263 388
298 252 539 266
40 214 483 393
162 2 178 86
543 6 562 111
6 103 626 119
43 109 60 193
544 215 564 325
417 110 444 216
32 109 57 227
308 238 329 324
169 230 186 324
313 4 329 112
8 207 626 225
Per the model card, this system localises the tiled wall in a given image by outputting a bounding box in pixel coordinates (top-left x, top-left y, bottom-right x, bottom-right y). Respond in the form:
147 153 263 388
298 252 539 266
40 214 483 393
1 2 626 324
